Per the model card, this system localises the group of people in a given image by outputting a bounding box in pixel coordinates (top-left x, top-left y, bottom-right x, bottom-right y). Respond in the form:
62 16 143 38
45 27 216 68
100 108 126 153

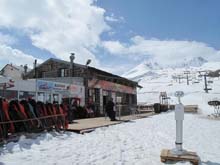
68 97 117 121
68 98 96 122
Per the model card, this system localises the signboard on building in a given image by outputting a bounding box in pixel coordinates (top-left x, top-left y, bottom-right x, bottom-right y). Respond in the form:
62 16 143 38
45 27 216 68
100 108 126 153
0 79 15 89
88 79 136 94
37 80 85 99
37 80 68 91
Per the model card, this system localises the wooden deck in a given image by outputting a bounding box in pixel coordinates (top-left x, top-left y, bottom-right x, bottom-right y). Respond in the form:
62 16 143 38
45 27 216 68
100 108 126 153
67 112 155 134
160 149 200 165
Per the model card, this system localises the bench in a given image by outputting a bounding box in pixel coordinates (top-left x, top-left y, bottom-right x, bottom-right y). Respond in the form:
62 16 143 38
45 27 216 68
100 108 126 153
184 105 198 113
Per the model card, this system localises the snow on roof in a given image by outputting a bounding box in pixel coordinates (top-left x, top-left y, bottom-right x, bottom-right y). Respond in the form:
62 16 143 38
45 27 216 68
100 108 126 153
0 63 31 73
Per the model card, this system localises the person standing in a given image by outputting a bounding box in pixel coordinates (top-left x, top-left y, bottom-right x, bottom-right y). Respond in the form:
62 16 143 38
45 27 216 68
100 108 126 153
69 99 77 123
106 98 116 121
87 98 95 117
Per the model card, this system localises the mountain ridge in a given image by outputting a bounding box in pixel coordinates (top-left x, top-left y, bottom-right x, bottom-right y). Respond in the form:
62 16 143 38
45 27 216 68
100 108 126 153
122 57 219 81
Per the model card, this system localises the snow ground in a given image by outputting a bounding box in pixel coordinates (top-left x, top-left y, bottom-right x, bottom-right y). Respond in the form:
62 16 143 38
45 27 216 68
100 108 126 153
1 63 220 164
0 112 220 165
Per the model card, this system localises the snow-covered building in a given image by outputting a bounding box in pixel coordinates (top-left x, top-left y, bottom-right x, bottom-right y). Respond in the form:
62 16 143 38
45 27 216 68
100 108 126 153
0 64 29 80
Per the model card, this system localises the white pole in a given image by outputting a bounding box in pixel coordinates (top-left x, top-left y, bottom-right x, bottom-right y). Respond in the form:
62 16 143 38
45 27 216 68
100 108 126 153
176 119 183 151
172 91 185 155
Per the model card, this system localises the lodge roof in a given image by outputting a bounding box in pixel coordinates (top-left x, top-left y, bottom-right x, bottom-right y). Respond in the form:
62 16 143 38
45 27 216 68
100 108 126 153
26 58 141 87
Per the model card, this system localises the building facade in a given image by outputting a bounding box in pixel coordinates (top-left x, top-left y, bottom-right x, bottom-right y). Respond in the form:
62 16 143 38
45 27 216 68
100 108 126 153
26 58 138 116
0 64 27 80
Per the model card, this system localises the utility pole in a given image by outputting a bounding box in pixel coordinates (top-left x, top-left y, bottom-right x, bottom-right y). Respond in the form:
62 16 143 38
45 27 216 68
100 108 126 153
204 74 209 93
34 59 37 78
85 59 92 106
70 53 75 77
33 59 38 102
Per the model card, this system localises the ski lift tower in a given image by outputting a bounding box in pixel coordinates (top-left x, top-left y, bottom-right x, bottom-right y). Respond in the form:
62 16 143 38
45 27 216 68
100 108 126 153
198 71 212 93
176 74 183 84
160 91 200 164
184 71 191 85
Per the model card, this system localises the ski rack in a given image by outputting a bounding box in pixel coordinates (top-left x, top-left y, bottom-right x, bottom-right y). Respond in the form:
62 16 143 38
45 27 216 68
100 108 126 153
0 114 66 142
0 114 65 124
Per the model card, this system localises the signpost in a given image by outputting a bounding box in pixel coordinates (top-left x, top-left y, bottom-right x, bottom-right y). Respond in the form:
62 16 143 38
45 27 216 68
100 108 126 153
172 91 186 155
160 91 199 164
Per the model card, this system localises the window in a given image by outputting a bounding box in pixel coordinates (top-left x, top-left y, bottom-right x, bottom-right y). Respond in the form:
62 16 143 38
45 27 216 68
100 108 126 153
60 68 68 77
42 71 46 78
61 69 65 77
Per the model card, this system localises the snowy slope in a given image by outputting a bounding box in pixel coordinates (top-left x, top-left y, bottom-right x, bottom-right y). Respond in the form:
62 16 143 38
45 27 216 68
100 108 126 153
200 61 220 71
124 58 220 116
1 113 220 165
124 57 214 81
122 60 161 80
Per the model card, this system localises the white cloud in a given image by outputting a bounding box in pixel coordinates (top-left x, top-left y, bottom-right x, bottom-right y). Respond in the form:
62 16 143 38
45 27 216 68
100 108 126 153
0 32 17 45
0 0 110 66
105 16 119 22
102 40 127 54
105 13 124 23
103 36 220 66
0 44 43 68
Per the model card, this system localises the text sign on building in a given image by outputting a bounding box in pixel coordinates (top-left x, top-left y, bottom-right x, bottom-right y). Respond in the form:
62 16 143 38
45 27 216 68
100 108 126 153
68 84 84 97
37 80 53 91
88 79 136 94
37 80 68 91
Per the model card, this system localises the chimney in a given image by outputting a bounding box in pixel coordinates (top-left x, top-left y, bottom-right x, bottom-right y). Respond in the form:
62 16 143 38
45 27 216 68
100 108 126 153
24 64 28 74
69 53 75 69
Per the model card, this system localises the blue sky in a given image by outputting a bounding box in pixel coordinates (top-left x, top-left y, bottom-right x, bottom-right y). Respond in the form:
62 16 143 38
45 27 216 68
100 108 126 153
0 0 220 74
98 0 220 48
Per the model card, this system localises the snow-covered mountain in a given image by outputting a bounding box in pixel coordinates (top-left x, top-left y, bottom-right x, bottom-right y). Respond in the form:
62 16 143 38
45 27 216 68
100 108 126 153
122 61 162 80
122 56 220 112
187 56 208 67
123 57 219 81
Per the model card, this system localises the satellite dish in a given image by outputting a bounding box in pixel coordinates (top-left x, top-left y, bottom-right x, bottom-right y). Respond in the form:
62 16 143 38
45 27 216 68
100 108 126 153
174 91 184 98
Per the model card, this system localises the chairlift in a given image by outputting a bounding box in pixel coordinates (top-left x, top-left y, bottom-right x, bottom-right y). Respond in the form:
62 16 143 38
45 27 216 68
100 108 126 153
192 81 199 84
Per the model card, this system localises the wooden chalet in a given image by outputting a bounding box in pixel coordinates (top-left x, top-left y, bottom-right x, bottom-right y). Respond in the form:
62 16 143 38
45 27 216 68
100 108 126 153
26 58 139 116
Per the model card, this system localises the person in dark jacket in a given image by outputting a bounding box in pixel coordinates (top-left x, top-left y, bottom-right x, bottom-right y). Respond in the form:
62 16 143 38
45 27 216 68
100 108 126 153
87 98 95 117
69 99 77 123
106 98 116 121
